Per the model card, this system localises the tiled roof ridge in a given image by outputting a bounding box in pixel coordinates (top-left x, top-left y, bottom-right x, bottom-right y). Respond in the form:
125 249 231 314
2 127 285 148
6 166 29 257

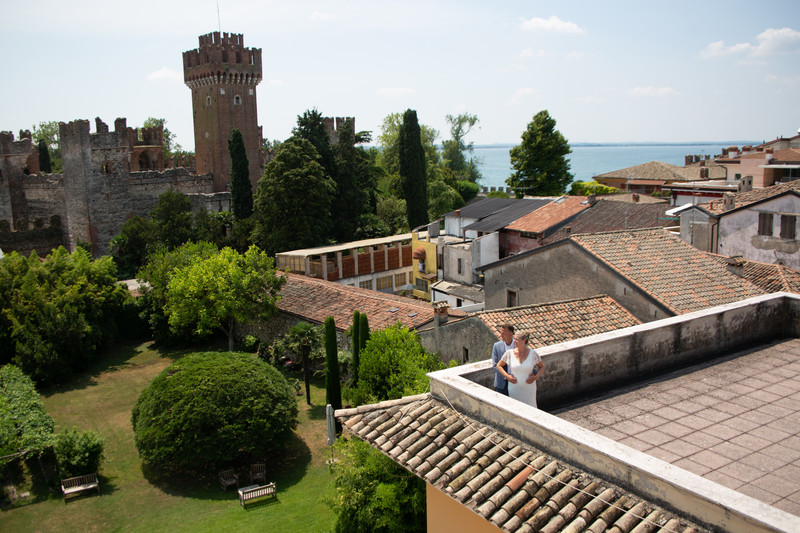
284 272 429 309
698 180 800 214
571 230 763 314
570 226 667 240
478 294 613 315
335 393 430 418
337 393 705 532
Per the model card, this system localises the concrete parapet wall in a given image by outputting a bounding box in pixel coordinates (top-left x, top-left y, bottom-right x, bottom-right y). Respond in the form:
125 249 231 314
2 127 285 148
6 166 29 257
428 293 800 532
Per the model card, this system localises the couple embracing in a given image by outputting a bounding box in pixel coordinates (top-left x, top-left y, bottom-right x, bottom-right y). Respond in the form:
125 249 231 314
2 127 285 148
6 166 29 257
491 323 544 408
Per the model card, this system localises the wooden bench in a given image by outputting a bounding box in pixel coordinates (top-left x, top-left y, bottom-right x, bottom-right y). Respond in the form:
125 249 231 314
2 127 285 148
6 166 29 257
238 482 276 507
250 463 267 485
61 473 100 500
219 469 239 491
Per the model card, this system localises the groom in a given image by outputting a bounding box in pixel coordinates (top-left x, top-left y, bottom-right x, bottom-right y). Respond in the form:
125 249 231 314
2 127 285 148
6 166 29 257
491 323 515 395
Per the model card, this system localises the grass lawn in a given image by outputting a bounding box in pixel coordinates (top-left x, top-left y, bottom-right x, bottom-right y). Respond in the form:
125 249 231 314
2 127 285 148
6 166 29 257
1 339 336 532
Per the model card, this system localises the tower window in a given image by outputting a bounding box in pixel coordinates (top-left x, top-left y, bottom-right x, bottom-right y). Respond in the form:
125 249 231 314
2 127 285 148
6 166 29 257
206 96 211 106
249 89 254 96
220 88 225 95
236 51 242 63
234 95 242 105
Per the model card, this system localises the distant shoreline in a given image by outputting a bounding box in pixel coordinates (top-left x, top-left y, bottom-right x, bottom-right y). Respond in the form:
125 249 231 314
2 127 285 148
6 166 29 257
473 141 759 149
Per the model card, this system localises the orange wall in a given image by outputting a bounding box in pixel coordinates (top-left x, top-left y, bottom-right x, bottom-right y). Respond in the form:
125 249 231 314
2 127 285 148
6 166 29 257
426 484 502 533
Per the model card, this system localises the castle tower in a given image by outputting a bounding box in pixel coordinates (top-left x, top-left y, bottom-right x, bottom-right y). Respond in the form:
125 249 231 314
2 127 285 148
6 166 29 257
183 32 263 192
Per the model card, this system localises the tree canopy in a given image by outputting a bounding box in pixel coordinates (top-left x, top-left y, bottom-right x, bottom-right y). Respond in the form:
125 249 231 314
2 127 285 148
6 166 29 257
0 365 54 459
442 113 482 182
376 112 440 177
252 136 336 255
32 121 62 173
165 245 286 351
228 128 253 219
131 352 298 478
0 247 126 385
507 110 573 197
398 110 429 229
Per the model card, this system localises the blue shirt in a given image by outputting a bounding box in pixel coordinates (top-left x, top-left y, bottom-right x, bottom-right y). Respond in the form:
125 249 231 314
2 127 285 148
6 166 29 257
492 339 514 389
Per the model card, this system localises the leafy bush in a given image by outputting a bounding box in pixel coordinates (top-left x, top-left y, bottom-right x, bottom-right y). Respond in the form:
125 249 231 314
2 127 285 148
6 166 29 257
54 428 104 478
328 437 425 533
347 324 446 405
0 247 126 385
239 335 260 352
131 352 298 478
0 365 54 458
568 180 619 196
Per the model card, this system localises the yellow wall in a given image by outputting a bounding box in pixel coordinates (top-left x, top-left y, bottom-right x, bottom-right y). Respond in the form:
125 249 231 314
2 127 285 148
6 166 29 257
411 235 438 300
426 484 502 533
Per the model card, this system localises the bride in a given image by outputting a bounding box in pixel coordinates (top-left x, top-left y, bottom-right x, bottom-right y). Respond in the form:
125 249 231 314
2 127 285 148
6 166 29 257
495 331 544 408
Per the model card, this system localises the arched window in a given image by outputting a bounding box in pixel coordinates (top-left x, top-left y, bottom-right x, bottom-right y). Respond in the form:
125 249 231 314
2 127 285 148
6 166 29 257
234 95 242 105
206 96 212 106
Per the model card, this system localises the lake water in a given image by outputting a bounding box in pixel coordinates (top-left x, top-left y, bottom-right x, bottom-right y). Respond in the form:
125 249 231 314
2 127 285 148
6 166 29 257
473 143 737 190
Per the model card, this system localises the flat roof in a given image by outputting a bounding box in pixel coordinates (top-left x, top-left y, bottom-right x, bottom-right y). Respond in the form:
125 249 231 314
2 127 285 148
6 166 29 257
554 338 800 517
275 232 421 257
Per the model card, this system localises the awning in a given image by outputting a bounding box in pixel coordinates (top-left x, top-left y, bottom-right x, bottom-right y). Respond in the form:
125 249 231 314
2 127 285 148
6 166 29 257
412 246 426 260
421 272 437 280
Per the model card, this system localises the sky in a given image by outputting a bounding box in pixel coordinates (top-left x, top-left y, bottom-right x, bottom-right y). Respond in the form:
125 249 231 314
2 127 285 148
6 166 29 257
1 1 799 151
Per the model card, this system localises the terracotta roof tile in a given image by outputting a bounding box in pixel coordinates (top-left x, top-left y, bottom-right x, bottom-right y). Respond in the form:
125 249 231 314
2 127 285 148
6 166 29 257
704 253 800 294
477 295 641 348
570 229 765 314
336 395 706 533
700 179 800 215
277 273 433 331
540 199 675 245
594 160 726 182
505 196 590 234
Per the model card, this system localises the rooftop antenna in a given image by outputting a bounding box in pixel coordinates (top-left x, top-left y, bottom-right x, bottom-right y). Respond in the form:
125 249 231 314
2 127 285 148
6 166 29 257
216 0 222 33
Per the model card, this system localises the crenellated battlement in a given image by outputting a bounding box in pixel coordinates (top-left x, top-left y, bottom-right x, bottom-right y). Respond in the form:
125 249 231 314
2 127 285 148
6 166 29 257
183 31 262 87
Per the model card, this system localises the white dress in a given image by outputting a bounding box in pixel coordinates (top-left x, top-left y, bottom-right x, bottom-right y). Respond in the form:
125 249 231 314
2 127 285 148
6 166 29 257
501 348 542 408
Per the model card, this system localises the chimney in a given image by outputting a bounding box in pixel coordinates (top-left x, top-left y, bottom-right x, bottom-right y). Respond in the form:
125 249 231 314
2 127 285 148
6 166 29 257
432 300 450 327
723 255 745 278
455 209 461 217
428 221 439 238
722 192 735 212
564 226 572 237
684 155 692 166
738 176 753 192
587 194 597 205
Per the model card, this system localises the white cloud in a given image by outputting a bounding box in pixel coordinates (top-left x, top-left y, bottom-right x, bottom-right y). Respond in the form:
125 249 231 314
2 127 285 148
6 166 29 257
700 27 800 58
377 87 416 98
508 87 539 105
629 86 679 97
520 48 547 58
521 16 585 34
565 51 584 60
146 66 181 82
310 11 335 21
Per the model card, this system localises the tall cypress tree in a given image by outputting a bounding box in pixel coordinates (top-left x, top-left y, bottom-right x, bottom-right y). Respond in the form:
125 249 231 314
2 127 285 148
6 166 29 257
228 128 253 219
325 316 342 433
398 109 428 229
351 310 361 386
358 313 369 352
37 139 52 173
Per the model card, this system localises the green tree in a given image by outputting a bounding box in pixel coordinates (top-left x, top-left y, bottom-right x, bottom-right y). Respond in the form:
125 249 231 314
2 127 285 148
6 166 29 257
358 313 370 352
151 189 194 250
132 352 298 478
328 437 425 533
228 128 253 219
428 178 464 221
569 180 619 196
0 365 55 459
348 324 445 405
252 137 335 255
108 215 157 280
454 180 480 204
351 311 361 387
325 317 342 425
137 241 220 343
507 110 573 197
293 109 336 179
332 119 376 242
54 428 104 478
376 196 408 235
165 246 285 351
398 110 429 229
442 113 482 182
0 248 126 385
37 139 52 173
284 321 322 405
32 121 62 173
376 112 440 176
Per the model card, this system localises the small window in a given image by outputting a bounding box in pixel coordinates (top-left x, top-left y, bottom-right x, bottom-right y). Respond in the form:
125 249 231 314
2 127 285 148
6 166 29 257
456 298 463 307
234 95 242 105
220 88 225 95
457 258 463 275
758 213 773 236
249 88 254 95
394 273 406 286
376 276 392 291
735 173 742 180
462 347 469 363
781 215 796 240
507 290 518 308
206 96 212 106
359 280 372 290
415 278 428 292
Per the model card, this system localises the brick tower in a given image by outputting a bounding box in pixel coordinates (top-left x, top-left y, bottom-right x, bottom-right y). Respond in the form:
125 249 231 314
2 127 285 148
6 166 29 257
183 32 263 192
